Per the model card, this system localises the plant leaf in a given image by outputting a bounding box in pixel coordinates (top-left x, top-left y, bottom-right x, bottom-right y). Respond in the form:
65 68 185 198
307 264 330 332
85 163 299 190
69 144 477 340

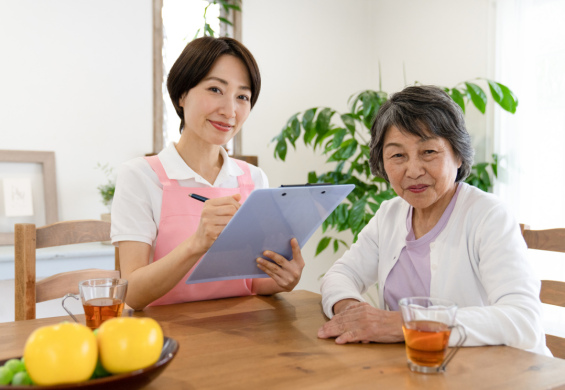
218 17 233 26
480 169 491 187
327 139 358 162
491 154 498 178
497 83 519 114
302 108 317 131
204 23 215 37
348 91 363 114
275 139 287 160
486 79 503 104
341 113 357 135
465 82 487 114
289 116 300 143
359 144 370 159
223 3 241 11
304 126 317 145
449 88 466 113
475 162 488 172
361 94 373 120
316 236 332 255
331 128 347 150
323 210 335 232
367 201 380 213
335 203 348 225
348 197 367 232
316 108 334 134
321 219 328 233
308 171 318 183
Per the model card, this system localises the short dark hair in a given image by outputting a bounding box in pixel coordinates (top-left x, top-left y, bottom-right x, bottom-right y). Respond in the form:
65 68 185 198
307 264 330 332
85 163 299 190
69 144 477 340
369 85 474 182
167 36 261 133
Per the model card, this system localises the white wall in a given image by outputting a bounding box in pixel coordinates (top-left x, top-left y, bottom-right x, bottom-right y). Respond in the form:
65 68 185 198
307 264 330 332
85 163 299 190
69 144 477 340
241 0 494 293
0 0 153 222
0 0 495 295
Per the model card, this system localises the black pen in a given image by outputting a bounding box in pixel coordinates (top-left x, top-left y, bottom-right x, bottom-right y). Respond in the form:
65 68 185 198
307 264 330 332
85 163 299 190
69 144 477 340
188 193 209 202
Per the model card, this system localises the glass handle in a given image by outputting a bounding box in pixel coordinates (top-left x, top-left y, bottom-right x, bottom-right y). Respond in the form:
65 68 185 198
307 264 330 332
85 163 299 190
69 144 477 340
61 293 80 324
440 324 467 372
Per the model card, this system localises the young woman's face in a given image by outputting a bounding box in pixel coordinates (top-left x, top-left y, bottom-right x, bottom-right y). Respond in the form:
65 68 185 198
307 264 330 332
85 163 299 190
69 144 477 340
382 125 462 214
179 54 252 146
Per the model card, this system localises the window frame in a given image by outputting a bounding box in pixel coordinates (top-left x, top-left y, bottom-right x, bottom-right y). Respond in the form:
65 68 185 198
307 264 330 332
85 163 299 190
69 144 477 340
152 0 242 155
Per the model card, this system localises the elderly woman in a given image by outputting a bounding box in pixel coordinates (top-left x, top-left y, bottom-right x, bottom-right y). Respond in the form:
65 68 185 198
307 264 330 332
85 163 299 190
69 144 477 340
317 85 549 355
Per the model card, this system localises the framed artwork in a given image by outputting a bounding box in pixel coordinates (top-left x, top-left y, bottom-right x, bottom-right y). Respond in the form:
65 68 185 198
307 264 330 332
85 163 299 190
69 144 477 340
0 150 58 245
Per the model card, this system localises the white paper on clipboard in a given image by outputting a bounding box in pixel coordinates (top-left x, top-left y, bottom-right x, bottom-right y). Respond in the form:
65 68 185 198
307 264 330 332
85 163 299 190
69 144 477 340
185 184 355 284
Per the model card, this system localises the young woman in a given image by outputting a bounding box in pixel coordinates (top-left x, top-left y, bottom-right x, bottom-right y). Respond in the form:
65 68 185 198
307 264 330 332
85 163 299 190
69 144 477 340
111 37 304 310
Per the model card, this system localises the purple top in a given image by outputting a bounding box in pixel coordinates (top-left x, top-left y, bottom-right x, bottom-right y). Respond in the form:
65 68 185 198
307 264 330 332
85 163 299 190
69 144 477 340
383 183 462 311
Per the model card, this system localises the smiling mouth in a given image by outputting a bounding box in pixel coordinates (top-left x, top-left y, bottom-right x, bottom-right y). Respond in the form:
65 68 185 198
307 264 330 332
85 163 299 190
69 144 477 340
407 185 428 193
209 120 234 132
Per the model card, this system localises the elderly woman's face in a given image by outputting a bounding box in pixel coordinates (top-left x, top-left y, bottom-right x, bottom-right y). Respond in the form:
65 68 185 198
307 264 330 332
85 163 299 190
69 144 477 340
383 126 462 214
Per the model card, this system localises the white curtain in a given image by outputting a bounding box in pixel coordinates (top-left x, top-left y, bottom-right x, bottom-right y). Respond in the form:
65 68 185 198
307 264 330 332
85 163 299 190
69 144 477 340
495 0 565 337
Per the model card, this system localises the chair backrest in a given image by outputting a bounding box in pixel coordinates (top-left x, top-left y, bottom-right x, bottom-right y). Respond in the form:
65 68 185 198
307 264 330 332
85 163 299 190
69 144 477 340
232 155 258 167
520 223 565 358
15 220 120 321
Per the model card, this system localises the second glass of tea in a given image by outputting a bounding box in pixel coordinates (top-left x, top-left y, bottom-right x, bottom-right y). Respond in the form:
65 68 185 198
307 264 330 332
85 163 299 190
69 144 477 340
63 278 128 329
399 297 466 374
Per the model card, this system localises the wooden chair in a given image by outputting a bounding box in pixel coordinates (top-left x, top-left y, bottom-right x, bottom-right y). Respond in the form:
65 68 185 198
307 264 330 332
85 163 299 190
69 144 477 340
15 220 120 321
520 223 565 358
232 155 258 167
146 151 258 167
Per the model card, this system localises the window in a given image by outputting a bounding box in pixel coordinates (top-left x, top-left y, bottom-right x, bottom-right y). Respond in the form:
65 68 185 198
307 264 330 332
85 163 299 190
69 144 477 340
495 0 565 337
152 0 241 154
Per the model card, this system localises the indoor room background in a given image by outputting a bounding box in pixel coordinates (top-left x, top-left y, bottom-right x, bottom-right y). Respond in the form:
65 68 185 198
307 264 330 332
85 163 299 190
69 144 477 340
1 0 563 327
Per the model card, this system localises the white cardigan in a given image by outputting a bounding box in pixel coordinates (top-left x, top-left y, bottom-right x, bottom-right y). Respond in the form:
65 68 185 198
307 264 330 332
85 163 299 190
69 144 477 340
321 183 550 355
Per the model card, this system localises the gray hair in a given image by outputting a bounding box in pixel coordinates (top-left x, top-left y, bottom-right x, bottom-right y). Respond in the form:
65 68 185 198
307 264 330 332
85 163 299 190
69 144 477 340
369 85 474 182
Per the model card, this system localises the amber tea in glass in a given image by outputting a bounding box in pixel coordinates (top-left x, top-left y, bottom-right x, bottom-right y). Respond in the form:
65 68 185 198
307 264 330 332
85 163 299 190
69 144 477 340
399 297 466 374
403 320 452 367
63 278 128 329
83 297 125 329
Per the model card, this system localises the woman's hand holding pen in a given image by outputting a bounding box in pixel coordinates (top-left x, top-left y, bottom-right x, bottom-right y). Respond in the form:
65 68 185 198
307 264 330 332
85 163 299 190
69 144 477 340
192 194 242 254
256 238 305 292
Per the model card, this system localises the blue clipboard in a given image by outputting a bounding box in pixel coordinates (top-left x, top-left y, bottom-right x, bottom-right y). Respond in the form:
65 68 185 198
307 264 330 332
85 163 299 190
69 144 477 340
185 184 354 284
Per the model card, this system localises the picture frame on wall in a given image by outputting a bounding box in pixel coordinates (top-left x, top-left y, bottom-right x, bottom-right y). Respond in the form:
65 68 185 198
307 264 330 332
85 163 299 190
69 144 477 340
0 150 58 246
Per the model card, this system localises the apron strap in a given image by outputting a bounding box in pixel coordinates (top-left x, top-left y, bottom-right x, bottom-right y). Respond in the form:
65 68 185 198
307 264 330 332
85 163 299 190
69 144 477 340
146 155 254 193
232 158 255 198
144 156 180 188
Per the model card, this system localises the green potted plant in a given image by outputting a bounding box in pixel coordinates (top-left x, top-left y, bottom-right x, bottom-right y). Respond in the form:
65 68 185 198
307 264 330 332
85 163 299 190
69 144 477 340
272 79 515 256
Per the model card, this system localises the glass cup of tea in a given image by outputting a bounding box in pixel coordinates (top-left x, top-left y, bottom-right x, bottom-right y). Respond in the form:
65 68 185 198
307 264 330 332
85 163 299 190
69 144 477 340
399 297 466 374
62 278 128 329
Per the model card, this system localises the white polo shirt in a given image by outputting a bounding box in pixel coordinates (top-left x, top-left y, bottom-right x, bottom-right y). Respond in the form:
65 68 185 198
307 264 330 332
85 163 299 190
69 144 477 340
110 143 269 248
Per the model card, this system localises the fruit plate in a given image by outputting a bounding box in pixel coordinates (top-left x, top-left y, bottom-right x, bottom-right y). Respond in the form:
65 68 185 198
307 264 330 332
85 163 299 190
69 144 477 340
0 337 179 390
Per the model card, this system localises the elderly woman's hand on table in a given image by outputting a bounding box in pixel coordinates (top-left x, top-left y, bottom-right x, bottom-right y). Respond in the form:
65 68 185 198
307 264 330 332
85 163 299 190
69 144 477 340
317 300 404 344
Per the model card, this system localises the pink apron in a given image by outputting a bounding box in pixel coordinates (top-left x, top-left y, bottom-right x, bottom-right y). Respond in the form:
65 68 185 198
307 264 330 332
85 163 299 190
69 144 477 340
145 155 255 306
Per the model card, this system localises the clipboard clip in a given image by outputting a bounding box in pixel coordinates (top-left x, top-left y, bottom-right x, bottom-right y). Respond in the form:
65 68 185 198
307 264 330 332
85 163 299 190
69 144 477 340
279 183 332 187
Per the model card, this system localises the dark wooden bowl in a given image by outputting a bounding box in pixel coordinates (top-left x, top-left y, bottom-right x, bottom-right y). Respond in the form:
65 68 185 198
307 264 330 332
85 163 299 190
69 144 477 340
0 337 179 389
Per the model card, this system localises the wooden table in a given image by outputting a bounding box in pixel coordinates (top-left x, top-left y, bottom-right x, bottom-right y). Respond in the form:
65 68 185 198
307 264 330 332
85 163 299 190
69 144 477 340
2 290 565 389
